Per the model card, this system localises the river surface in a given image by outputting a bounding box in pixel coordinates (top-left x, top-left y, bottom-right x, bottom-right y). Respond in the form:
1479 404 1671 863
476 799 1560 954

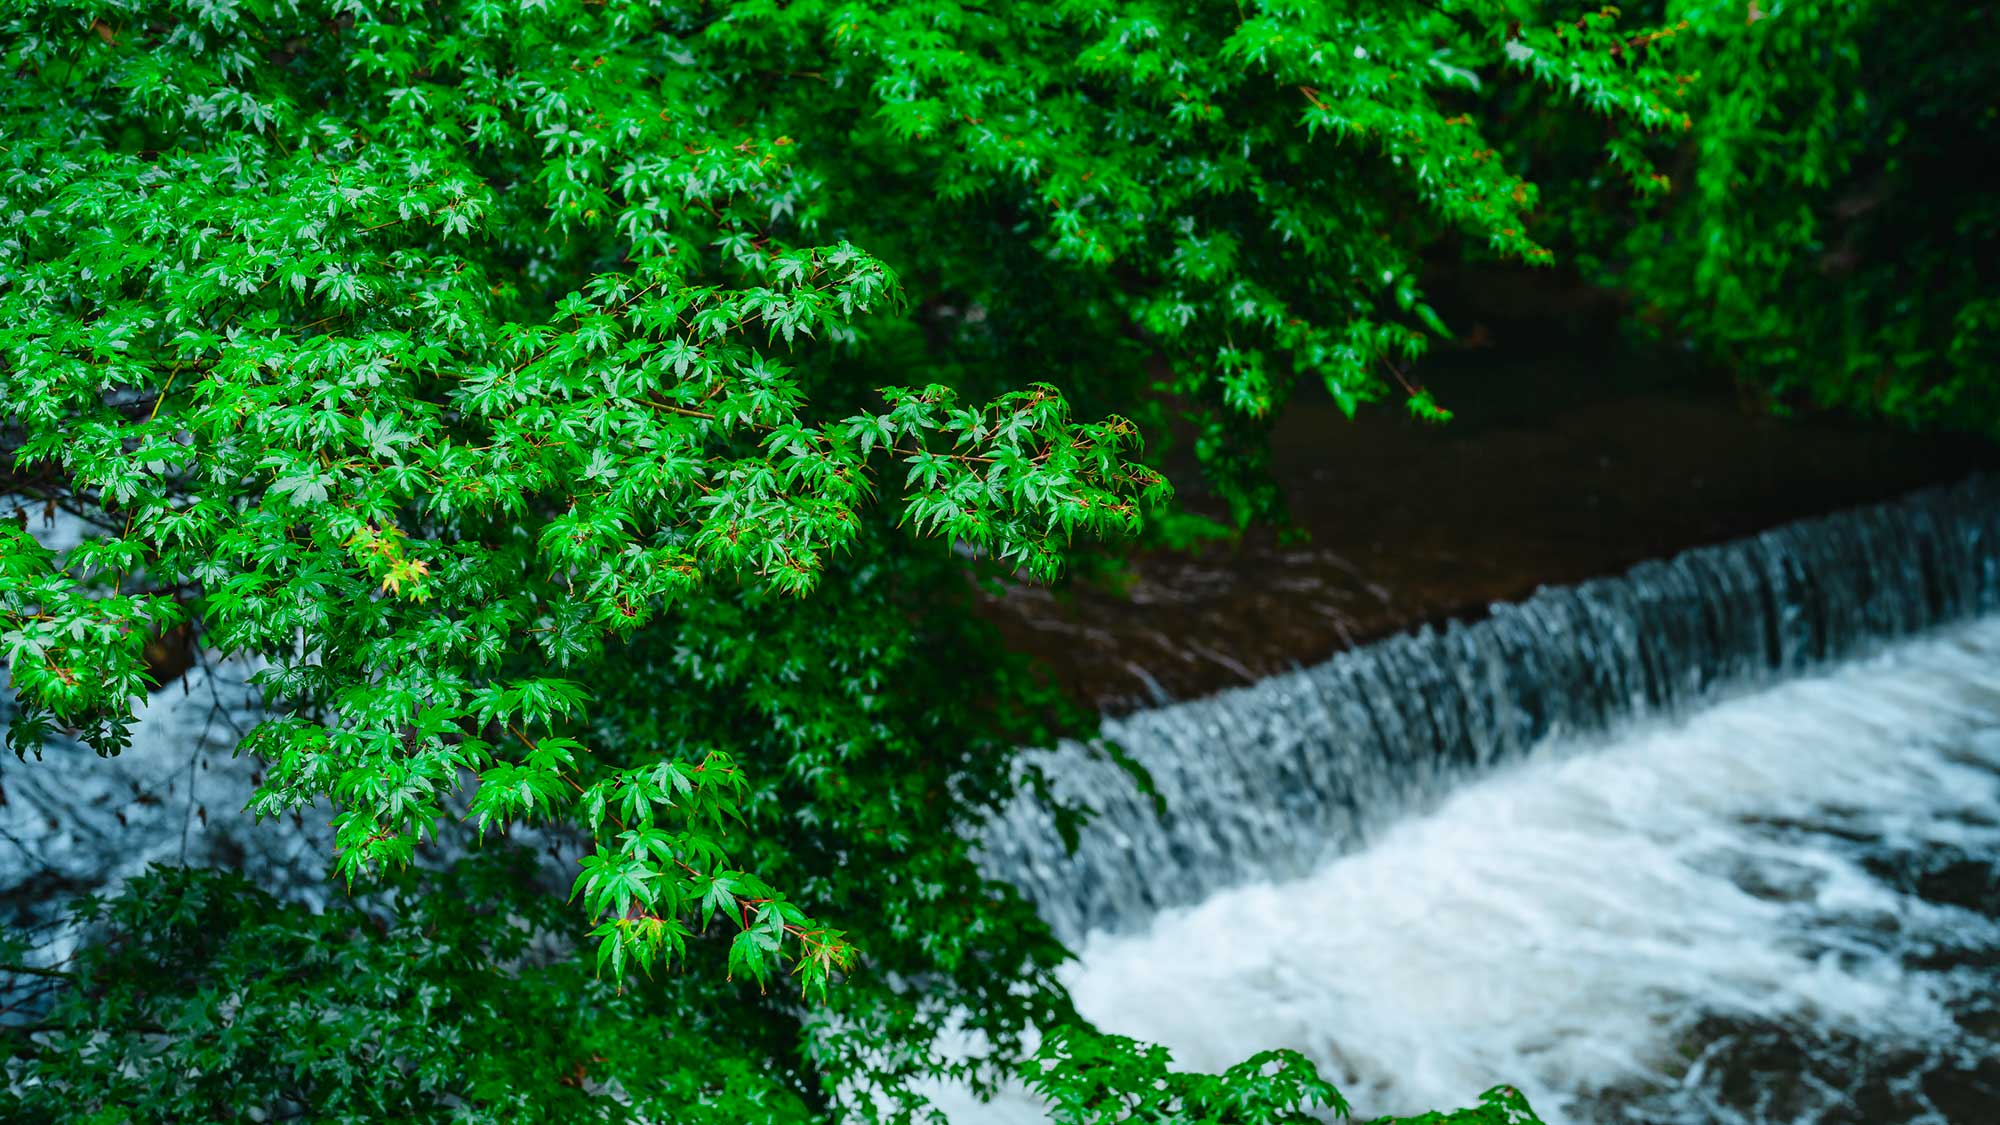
957 480 2000 1123
950 618 2000 1123
978 338 1998 716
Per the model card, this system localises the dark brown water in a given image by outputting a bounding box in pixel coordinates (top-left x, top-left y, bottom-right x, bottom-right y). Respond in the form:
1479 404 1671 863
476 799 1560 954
981 332 1998 713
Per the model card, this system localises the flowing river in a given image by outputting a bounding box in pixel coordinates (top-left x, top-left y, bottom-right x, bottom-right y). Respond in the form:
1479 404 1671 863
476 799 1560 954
960 478 2000 1124
8 481 2000 1122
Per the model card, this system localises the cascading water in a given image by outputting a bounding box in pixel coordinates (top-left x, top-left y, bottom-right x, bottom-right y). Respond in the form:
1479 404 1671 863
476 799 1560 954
977 477 2000 943
960 476 2000 1124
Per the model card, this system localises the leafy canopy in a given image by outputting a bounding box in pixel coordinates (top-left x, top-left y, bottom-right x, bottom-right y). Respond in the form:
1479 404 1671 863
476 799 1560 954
2 0 1940 1121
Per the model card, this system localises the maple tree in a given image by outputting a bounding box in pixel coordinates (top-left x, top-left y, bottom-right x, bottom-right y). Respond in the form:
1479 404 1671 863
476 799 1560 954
4 0 1975 1121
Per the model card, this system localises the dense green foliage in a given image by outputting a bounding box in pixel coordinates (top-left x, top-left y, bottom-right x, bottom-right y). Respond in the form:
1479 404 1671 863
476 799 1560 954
1 0 1981 1120
1511 0 1999 429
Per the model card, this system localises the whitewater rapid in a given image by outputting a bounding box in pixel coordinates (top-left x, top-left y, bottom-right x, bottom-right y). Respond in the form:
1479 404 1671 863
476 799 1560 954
948 617 2000 1123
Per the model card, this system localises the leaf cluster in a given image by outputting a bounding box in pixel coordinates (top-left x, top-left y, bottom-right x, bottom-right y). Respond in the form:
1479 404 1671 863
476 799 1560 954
2 856 825 1124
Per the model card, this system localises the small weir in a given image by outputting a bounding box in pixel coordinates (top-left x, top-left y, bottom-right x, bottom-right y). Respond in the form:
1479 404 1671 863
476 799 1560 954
961 477 2000 1124
978 477 2000 943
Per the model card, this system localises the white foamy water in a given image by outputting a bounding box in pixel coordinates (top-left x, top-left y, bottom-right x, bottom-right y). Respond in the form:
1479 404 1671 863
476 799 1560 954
946 618 2000 1124
0 506 334 956
0 654 337 964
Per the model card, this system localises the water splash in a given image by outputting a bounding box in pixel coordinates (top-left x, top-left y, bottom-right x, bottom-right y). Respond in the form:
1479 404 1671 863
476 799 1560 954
955 618 2000 1123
